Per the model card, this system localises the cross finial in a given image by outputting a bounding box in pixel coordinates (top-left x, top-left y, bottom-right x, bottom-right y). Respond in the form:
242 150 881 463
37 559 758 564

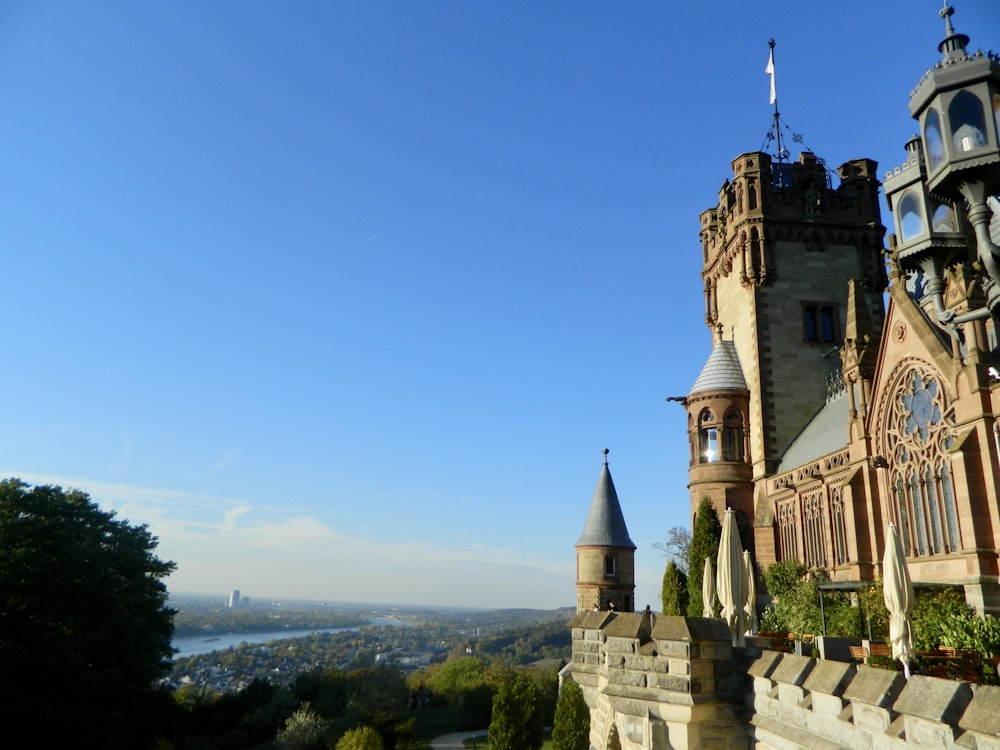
602 448 609 465
940 1 955 37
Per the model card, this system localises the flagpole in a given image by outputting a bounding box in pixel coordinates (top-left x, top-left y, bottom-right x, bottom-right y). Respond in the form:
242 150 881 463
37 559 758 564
768 38 783 162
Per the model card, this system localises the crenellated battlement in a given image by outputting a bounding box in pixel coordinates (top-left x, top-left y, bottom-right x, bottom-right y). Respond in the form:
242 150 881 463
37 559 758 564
564 614 1000 750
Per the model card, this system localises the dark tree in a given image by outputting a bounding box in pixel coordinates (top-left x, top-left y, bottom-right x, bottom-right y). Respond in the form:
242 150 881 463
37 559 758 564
0 479 176 746
686 497 722 617
488 672 543 750
660 560 689 616
551 679 590 750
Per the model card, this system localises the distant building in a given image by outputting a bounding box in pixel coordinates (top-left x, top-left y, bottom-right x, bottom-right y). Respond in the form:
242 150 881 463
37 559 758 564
228 590 240 608
575 449 636 613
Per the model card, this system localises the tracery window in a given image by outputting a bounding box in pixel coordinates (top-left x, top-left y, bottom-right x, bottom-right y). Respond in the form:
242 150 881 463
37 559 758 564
802 493 827 568
883 366 960 557
831 489 849 565
777 501 797 562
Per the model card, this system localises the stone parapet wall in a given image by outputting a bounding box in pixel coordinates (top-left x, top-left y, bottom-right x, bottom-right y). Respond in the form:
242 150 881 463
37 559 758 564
565 615 1000 750
747 650 1000 750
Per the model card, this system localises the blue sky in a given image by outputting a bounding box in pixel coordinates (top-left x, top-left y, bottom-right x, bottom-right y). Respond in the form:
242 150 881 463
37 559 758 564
0 1 997 609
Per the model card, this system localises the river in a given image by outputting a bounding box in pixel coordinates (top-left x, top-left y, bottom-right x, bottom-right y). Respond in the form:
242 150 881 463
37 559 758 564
172 617 407 658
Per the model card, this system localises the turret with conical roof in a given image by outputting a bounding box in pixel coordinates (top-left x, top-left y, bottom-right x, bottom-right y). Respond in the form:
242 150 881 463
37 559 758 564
683 339 754 532
575 450 636 613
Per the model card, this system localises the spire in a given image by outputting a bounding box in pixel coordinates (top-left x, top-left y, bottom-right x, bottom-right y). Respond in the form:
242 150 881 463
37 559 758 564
576 450 636 549
937 1 969 62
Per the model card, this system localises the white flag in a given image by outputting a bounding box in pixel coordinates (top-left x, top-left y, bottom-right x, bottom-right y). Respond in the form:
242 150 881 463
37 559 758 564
765 48 776 104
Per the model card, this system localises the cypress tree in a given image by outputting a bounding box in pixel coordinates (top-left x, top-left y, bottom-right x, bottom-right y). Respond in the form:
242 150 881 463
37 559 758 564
686 497 722 617
660 560 688 616
551 679 590 750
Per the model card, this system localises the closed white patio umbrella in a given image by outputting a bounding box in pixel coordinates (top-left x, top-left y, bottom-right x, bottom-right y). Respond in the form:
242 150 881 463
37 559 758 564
883 523 915 679
716 509 748 647
702 556 716 618
744 549 758 635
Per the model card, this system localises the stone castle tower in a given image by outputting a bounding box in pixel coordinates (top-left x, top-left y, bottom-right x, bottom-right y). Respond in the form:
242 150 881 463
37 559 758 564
686 150 887 557
575 450 636 613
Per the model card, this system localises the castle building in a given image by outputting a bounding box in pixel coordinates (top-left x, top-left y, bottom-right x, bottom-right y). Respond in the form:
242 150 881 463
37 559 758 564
683 6 1000 614
576 449 636 613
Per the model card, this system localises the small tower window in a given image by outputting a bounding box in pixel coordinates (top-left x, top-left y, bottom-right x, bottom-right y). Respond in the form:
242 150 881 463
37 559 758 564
802 304 839 343
604 554 617 578
722 408 745 462
698 409 718 463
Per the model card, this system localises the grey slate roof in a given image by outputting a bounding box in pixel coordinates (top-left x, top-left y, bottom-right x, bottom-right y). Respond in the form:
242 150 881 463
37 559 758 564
776 388 850 473
689 340 748 396
576 462 636 549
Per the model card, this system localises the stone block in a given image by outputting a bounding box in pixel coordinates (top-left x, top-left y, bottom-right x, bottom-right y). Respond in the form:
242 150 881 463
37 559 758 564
802 659 855 697
770 654 815 686
893 674 973 725
852 701 892 732
650 673 690 692
699 738 727 750
777 683 806 706
901 714 954 749
843 664 906 708
606 638 637 653
625 654 655 672
746 651 783 679
811 692 845 718
958 684 1000 737
670 659 691 675
658 640 692 659
691 660 715 679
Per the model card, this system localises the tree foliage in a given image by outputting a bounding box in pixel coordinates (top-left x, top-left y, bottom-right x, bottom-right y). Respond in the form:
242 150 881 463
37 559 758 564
653 526 691 573
0 479 176 747
661 560 688 616
275 703 330 750
551 679 590 750
335 725 385 750
762 560 808 598
488 672 544 750
686 498 722 617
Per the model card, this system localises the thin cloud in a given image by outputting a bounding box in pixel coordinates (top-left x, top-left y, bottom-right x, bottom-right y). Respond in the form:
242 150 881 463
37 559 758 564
206 448 239 476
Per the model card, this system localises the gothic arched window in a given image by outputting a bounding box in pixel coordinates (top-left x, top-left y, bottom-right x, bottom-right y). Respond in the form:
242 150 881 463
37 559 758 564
882 365 961 558
722 408 745 462
698 409 719 463
777 501 797 562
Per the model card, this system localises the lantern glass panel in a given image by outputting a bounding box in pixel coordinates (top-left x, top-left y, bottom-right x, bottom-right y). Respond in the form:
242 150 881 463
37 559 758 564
899 191 926 242
993 92 1000 142
930 200 958 233
925 109 945 170
949 90 988 153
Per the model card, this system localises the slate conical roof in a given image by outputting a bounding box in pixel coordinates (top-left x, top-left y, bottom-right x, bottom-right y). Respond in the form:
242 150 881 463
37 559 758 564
576 453 636 549
689 340 748 396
